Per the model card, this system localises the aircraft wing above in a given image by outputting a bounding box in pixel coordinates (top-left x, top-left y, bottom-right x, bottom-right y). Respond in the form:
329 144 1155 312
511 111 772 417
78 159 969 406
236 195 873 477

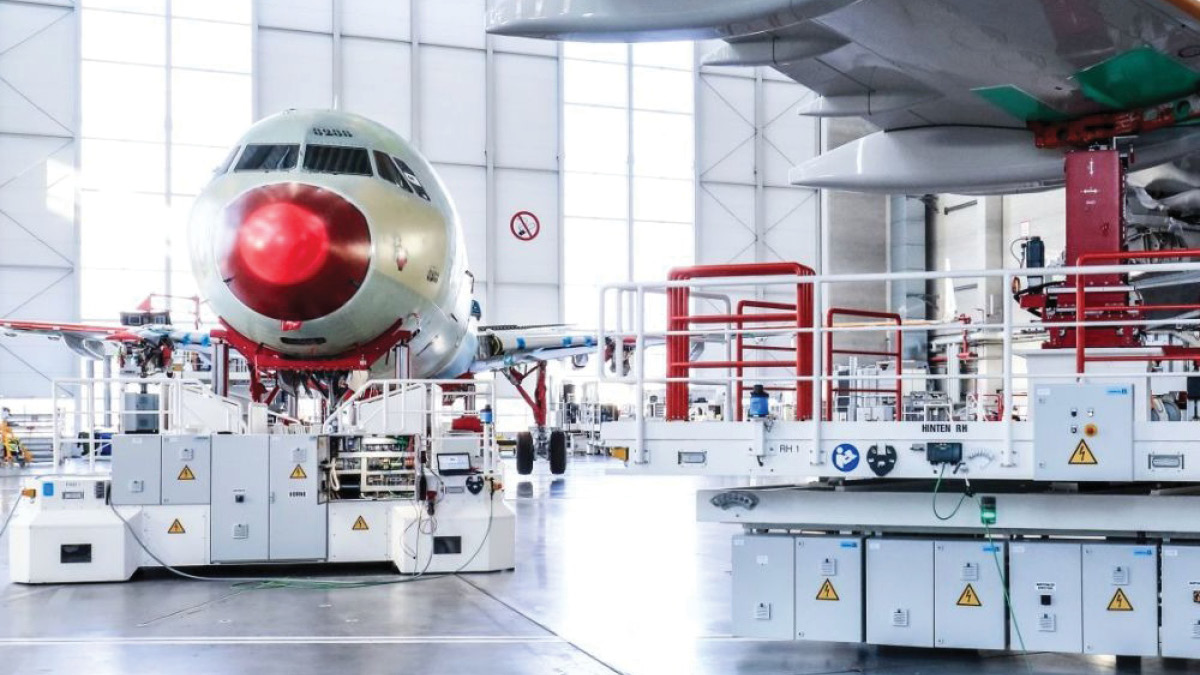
489 0 1200 193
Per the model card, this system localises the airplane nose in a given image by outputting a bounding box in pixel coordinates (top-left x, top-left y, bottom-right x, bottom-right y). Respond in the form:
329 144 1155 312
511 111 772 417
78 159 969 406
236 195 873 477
217 183 371 321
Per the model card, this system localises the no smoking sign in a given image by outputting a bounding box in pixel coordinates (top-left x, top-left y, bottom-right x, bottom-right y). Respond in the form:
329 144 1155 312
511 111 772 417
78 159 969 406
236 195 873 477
510 210 540 242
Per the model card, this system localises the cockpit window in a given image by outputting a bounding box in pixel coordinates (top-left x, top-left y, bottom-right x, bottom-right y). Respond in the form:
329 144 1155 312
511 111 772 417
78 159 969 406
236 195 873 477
303 144 373 176
391 157 431 201
374 151 414 194
235 144 299 172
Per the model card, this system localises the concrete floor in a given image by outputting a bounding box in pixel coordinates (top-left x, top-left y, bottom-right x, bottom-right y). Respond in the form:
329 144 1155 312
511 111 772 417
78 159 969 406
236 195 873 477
0 457 1194 674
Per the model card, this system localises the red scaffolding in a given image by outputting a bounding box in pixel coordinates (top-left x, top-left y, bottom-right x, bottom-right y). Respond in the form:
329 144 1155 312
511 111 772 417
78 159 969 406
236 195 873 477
665 263 814 421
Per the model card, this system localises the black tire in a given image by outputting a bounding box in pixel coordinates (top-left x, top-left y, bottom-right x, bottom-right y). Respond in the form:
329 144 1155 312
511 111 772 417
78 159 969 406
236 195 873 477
516 432 535 475
549 430 567 475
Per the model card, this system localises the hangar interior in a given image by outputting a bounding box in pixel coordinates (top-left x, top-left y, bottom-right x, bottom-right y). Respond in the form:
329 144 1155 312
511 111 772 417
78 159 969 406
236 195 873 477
2 0 1200 673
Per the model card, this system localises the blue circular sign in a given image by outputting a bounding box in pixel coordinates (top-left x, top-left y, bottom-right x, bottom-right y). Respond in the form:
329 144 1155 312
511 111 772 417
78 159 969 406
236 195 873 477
832 443 860 473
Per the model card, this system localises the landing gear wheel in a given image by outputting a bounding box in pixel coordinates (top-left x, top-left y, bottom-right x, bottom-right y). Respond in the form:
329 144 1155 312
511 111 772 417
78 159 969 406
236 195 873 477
549 430 567 475
516 432 535 475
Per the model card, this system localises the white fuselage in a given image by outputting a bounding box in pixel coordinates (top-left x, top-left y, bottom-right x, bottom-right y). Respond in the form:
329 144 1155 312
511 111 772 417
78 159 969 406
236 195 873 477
188 110 477 377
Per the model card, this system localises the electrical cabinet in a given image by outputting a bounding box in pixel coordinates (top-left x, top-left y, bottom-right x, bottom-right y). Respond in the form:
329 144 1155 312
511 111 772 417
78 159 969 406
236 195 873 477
210 435 269 563
110 435 162 506
268 435 327 560
161 435 210 505
794 536 863 643
1081 543 1158 656
934 540 1006 649
1008 541 1083 653
1161 545 1200 658
732 533 795 639
1032 383 1133 481
866 538 934 647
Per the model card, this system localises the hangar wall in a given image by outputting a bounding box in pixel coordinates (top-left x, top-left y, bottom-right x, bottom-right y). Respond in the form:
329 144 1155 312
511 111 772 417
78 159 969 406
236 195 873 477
0 0 77 399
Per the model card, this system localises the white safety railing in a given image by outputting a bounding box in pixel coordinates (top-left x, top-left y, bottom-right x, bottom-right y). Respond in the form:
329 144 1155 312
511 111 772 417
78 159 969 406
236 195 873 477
597 260 1200 466
49 376 245 469
324 378 500 476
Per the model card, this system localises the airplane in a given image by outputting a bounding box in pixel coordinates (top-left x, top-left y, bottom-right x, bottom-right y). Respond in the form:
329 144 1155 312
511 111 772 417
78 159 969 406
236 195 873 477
2 109 622 475
487 0 1200 197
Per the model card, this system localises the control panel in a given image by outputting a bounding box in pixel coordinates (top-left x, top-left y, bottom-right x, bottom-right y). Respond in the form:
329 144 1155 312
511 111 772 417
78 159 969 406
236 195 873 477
1033 383 1133 481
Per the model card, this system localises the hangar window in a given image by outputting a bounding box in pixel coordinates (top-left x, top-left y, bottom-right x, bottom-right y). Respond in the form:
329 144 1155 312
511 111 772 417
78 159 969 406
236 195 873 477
374 150 414 194
391 157 431 201
303 144 373 176
235 144 298 172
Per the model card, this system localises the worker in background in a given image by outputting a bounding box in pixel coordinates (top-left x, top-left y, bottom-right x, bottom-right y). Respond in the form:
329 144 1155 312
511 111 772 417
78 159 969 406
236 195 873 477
1 406 31 467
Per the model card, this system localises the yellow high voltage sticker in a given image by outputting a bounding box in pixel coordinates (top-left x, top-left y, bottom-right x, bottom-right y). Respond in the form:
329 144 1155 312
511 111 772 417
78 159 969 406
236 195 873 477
352 515 369 531
1069 440 1098 465
1107 588 1134 611
290 464 307 479
815 579 839 601
177 465 196 481
167 518 186 534
957 584 982 607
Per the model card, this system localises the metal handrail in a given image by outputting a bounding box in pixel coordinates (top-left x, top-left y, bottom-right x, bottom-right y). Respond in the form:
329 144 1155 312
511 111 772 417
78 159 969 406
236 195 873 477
597 259 1200 467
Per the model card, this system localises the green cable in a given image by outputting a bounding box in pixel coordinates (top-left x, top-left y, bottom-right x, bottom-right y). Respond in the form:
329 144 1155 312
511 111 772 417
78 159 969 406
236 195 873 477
980 510 1027 655
931 463 970 521
929 471 1029 658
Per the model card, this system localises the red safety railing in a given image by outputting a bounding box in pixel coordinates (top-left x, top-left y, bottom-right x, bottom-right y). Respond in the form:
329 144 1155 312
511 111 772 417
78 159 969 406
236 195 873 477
734 300 801 421
666 263 814 421
824 308 902 422
1075 250 1200 373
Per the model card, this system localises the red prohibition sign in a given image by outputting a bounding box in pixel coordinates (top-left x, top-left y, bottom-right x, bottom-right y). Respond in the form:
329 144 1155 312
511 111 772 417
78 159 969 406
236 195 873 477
510 210 540 242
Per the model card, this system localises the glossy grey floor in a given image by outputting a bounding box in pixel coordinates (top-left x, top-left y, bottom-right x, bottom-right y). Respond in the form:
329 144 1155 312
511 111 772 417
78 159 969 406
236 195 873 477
0 457 1194 674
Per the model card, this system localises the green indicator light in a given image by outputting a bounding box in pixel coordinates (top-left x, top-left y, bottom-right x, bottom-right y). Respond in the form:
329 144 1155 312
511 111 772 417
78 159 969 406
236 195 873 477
979 496 997 526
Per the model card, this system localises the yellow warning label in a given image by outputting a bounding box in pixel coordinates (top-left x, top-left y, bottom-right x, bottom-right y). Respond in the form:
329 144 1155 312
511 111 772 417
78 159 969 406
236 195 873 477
1107 588 1134 611
1069 439 1098 465
177 465 196 481
815 579 839 601
957 583 982 607
352 515 369 531
290 464 307 479
167 518 186 535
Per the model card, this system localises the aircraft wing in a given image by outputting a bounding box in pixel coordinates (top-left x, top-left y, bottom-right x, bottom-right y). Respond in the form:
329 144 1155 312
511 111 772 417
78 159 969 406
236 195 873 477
469 325 602 373
0 319 214 361
0 320 124 360
489 0 1200 193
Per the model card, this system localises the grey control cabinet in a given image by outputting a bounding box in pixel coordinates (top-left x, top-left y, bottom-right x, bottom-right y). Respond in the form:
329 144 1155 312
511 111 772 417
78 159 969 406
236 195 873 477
161 434 210 505
268 435 327 561
1033 383 1133 481
111 435 162 505
732 534 795 639
211 435 270 562
866 538 934 647
1009 541 1083 653
1081 543 1158 656
934 540 1006 649
1160 545 1200 658
795 536 863 643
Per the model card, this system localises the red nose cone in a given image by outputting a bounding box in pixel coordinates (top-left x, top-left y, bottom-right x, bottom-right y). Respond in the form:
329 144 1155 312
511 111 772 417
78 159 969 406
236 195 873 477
217 184 371 321
237 202 330 286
